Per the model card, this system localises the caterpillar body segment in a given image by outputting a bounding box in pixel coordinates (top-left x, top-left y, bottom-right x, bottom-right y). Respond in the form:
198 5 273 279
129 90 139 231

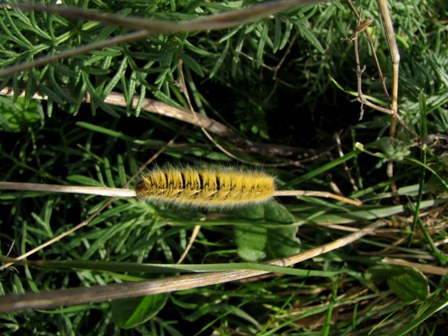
135 166 275 208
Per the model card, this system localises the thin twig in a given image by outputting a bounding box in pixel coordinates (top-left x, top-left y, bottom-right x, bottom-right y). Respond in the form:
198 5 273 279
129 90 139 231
346 1 416 137
273 31 299 81
346 0 390 102
334 133 358 192
177 225 202 264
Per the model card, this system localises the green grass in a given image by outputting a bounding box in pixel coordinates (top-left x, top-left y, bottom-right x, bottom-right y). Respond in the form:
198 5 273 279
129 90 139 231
1 0 447 334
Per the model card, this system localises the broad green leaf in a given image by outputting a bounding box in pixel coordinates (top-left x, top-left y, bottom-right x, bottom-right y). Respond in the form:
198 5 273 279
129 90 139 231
234 202 299 261
365 265 429 301
111 294 169 329
232 201 295 223
387 271 429 301
235 224 268 261
265 226 301 260
235 224 301 262
263 202 295 224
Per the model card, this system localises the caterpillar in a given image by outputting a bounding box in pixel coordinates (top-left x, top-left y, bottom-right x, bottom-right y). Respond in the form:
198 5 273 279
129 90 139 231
135 166 275 208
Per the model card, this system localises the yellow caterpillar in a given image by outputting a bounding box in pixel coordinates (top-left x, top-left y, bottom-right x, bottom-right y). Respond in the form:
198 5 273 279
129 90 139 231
135 166 275 208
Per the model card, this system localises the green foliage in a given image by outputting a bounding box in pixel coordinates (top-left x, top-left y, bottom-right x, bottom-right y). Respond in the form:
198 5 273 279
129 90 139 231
233 202 300 261
111 294 169 329
369 136 413 162
0 97 43 132
0 0 447 335
236 223 301 262
365 264 430 301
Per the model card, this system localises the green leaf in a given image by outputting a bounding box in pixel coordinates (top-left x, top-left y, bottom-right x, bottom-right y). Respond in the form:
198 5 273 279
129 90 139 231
235 224 301 262
235 224 268 261
0 96 43 132
265 225 301 260
104 56 128 96
295 19 324 53
234 202 299 261
365 265 429 301
66 174 104 187
111 294 169 329
231 201 294 223
387 271 429 301
263 201 296 224
181 53 205 77
76 121 130 140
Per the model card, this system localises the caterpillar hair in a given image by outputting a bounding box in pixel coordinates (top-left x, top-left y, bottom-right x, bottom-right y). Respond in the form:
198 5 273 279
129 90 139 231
135 166 275 208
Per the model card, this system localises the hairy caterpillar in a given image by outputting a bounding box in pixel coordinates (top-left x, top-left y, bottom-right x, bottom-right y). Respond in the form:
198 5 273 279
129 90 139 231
135 166 275 208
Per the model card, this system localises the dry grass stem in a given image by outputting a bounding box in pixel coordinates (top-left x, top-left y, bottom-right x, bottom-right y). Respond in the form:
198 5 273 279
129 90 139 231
0 221 384 312
383 257 448 276
0 87 314 159
275 190 362 206
0 181 136 197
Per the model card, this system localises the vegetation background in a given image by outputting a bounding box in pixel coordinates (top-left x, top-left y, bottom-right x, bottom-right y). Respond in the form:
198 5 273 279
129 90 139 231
0 0 447 334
